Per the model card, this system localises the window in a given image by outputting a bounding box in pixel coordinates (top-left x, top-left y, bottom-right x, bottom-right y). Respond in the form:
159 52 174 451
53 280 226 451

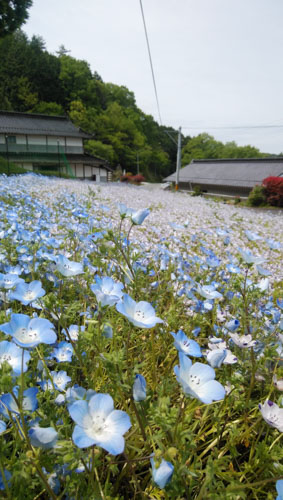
6 136 16 144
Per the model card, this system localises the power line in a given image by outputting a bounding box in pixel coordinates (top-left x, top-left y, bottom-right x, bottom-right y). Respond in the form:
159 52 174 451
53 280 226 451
139 0 162 125
182 124 283 130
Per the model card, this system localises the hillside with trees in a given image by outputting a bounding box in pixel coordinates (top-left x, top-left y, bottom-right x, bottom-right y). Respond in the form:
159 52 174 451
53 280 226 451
0 30 271 180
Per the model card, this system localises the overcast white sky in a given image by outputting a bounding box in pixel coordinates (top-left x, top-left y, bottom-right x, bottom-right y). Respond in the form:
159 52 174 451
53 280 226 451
23 0 283 154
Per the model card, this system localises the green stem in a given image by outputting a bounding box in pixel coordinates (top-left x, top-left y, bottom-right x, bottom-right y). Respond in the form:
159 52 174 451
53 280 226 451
130 397 147 442
150 329 157 390
36 347 57 392
63 326 88 380
246 347 256 405
0 458 12 500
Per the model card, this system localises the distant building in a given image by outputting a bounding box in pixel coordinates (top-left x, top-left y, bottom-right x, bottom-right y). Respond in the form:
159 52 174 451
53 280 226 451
0 110 112 181
164 158 283 197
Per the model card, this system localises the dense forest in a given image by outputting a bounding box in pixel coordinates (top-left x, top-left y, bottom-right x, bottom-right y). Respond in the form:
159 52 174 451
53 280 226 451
0 30 270 180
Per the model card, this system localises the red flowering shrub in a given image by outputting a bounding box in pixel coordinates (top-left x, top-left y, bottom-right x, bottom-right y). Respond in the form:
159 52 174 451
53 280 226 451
120 174 133 183
262 176 283 207
120 174 145 184
131 174 145 184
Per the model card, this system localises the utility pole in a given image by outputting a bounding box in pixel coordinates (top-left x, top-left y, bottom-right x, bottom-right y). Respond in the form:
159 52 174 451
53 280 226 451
136 151 140 175
175 127 182 191
5 135 10 176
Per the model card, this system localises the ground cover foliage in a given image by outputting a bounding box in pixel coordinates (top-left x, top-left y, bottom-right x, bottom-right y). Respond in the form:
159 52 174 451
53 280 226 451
0 174 283 499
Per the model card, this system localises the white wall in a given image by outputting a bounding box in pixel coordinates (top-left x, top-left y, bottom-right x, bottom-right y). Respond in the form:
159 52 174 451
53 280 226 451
27 135 47 145
75 164 84 177
47 137 64 146
66 137 82 147
16 135 27 144
84 165 92 177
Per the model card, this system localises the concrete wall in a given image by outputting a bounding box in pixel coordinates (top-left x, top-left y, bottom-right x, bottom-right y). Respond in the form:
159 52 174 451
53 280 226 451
71 163 109 181
179 182 250 198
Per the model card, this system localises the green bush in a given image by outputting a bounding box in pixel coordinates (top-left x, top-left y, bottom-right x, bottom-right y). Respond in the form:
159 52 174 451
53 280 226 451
0 157 27 175
247 185 267 206
191 184 202 196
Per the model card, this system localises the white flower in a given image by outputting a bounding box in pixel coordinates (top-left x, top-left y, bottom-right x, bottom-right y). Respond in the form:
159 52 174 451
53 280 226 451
259 400 283 432
228 332 257 349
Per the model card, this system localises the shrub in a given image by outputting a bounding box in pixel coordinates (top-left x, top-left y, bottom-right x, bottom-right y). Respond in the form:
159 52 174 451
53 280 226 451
247 185 266 206
191 184 202 196
131 174 145 184
120 174 133 182
262 176 283 207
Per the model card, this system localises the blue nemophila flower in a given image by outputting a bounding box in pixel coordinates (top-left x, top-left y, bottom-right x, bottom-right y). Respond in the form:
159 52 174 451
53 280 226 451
256 264 271 276
117 202 134 218
131 208 150 225
65 385 96 405
90 276 124 307
0 420 6 433
0 340 30 375
276 479 283 500
0 386 38 418
150 457 174 489
0 313 57 348
206 349 227 368
207 339 238 365
174 353 225 404
0 273 24 289
133 374 146 402
28 425 58 449
192 327 201 337
52 341 74 363
170 330 202 357
196 284 223 300
68 393 131 455
266 238 281 250
102 324 113 338
226 263 241 274
245 230 262 241
225 319 240 332
259 400 283 432
40 370 71 392
9 280 45 305
55 255 84 277
62 324 85 341
238 248 265 265
116 294 163 328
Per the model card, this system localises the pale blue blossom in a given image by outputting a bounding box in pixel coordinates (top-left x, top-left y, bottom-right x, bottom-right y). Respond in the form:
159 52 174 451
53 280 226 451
133 374 146 401
68 393 131 455
0 340 30 375
55 255 84 277
91 276 124 307
150 457 174 489
29 425 58 449
116 294 163 328
174 353 225 404
170 330 202 357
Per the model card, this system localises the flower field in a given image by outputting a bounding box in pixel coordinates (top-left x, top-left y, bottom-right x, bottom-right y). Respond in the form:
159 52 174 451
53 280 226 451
0 173 283 499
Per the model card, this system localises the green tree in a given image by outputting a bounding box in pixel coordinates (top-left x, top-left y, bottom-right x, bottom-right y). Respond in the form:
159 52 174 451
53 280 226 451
222 141 263 158
59 55 93 106
31 101 64 115
85 140 115 163
182 133 224 166
0 0 32 37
